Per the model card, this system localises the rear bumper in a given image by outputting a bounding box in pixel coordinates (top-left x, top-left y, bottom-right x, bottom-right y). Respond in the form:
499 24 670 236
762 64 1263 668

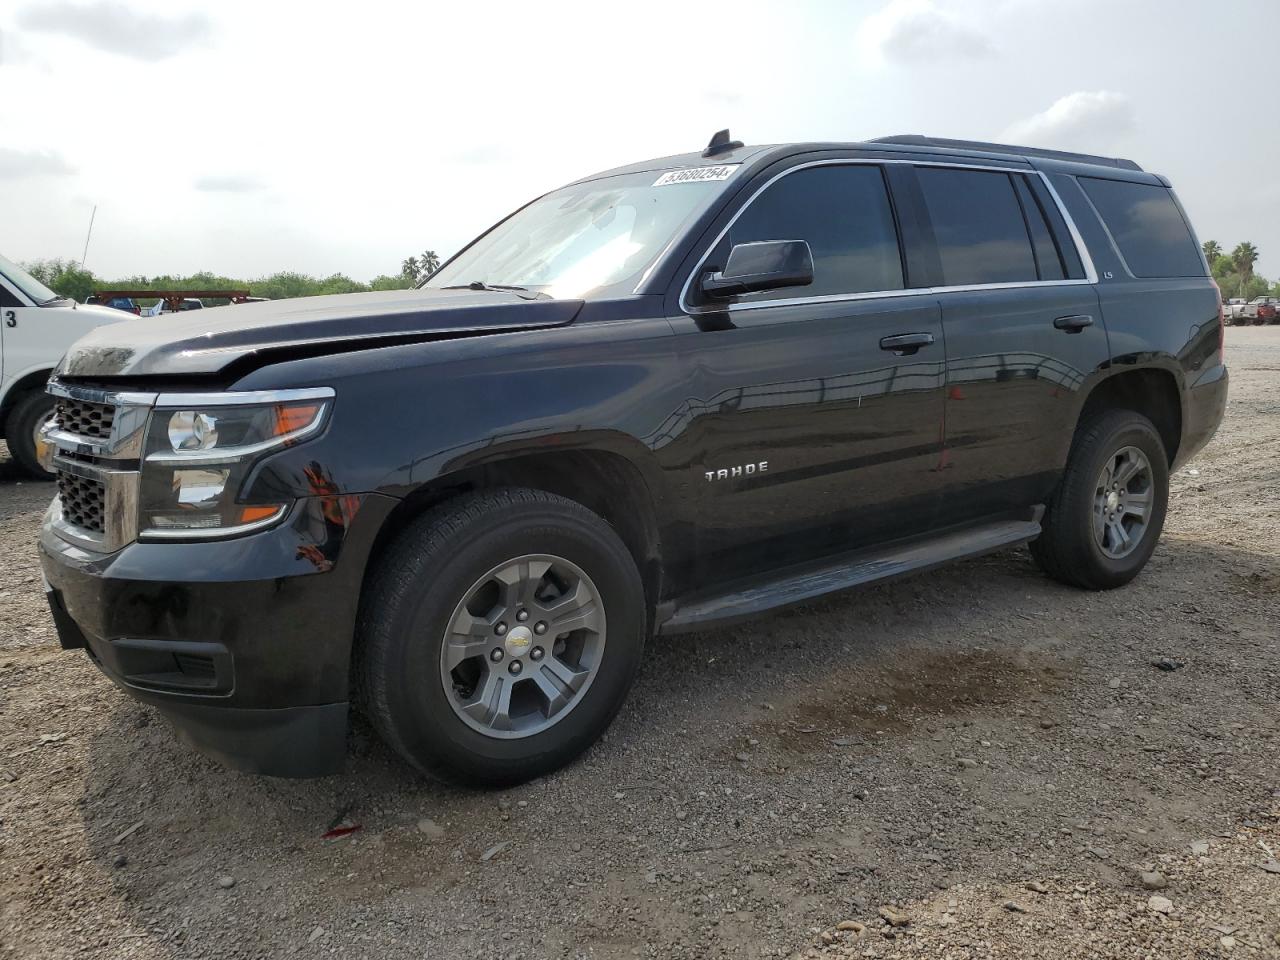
38 492 398 778
1174 363 1228 470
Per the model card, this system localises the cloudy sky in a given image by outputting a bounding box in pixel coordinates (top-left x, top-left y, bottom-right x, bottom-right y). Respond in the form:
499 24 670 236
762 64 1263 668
2 0 1277 281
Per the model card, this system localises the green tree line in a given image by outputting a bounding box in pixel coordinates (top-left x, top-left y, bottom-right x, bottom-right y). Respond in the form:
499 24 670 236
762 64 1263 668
1204 240 1278 300
22 249 442 304
23 243 1278 305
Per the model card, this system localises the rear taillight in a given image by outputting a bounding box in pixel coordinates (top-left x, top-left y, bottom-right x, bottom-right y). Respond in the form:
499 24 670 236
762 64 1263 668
1211 280 1224 365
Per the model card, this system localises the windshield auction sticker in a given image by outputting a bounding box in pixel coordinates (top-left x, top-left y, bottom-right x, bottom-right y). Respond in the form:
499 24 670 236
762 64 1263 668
652 165 739 186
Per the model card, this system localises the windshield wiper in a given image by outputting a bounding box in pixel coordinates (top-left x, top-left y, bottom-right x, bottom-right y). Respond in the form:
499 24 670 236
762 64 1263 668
441 280 550 300
39 295 72 306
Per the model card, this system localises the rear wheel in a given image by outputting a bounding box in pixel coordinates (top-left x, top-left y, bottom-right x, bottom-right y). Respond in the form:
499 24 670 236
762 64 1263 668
356 487 646 786
6 391 56 480
1031 409 1169 590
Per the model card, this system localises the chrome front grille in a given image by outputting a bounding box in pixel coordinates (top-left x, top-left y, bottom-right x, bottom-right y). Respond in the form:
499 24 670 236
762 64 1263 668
45 380 157 553
54 397 116 439
55 471 107 533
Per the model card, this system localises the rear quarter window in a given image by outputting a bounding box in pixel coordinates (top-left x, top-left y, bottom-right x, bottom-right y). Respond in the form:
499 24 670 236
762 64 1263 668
1079 177 1204 278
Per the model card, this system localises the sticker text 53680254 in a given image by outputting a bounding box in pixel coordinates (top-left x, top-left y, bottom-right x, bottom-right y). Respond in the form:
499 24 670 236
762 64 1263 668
653 165 739 187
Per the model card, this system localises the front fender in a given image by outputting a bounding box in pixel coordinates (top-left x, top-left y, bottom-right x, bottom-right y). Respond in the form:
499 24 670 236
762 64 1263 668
0 362 55 402
235 312 689 521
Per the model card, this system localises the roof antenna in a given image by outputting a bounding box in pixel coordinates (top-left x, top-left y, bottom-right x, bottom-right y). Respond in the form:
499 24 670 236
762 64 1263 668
702 129 743 158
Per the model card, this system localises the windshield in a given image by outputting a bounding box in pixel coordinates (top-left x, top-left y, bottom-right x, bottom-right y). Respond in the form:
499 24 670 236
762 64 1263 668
0 253 60 304
428 168 738 299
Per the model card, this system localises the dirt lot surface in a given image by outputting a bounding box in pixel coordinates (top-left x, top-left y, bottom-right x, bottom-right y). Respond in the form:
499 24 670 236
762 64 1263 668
2 328 1278 960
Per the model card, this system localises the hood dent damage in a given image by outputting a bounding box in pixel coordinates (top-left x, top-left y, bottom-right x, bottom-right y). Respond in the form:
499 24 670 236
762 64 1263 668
58 288 584 379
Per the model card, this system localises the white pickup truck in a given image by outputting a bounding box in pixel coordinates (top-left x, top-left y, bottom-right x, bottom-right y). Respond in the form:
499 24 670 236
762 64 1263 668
0 254 128 477
1242 296 1279 324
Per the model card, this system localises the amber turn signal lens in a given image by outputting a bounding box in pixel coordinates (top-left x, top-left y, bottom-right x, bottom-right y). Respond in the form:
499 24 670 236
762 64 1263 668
238 505 284 524
272 403 322 437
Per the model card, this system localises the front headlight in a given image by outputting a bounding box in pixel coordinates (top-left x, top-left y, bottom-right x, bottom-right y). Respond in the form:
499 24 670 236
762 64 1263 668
138 388 333 539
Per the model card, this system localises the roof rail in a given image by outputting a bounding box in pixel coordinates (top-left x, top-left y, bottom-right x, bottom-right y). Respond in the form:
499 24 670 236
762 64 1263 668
868 135 1143 172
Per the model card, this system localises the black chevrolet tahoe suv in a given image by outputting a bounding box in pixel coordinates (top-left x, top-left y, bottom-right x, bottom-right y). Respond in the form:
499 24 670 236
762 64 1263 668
37 133 1228 785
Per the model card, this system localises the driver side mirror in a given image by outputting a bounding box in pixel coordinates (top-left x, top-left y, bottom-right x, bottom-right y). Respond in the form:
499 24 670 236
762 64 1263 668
700 240 814 299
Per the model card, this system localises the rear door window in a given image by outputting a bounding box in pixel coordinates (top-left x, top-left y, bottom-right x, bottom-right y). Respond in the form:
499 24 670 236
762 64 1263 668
726 164 905 300
1079 177 1204 278
915 168 1038 286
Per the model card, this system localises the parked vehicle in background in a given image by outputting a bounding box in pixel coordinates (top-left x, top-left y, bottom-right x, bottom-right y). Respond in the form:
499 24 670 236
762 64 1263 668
1223 298 1248 324
142 298 205 317
1243 296 1279 324
38 132 1228 786
95 289 253 318
84 295 141 315
0 254 130 477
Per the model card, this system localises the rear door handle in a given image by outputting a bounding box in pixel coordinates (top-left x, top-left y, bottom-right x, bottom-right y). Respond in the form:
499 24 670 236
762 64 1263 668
1053 314 1094 332
879 332 935 355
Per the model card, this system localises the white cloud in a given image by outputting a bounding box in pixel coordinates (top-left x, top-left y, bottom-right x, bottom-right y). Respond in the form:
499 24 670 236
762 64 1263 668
0 28 34 65
1002 91 1135 151
193 174 265 193
16 1 212 60
2 0 1276 283
0 148 75 179
858 0 994 64
445 145 512 166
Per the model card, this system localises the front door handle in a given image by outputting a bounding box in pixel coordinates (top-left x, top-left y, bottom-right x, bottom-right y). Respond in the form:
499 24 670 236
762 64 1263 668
879 332 935 355
1053 314 1094 332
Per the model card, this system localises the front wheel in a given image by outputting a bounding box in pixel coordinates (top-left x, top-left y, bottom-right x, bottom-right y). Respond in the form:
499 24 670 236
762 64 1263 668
6 391 56 480
356 487 646 786
1031 409 1170 590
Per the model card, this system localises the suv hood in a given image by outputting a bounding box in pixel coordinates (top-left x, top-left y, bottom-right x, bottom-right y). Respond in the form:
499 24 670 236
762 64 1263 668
58 287 583 379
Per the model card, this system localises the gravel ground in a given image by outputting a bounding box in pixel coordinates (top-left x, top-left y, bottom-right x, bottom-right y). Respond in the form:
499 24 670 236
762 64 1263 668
1 328 1277 960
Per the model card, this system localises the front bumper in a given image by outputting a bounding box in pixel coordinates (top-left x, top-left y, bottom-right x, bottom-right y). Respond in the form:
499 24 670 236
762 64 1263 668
38 492 398 777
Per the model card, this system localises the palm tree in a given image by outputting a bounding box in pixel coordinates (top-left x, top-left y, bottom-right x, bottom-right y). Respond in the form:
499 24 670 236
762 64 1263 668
1202 240 1221 264
421 250 441 276
1231 242 1259 297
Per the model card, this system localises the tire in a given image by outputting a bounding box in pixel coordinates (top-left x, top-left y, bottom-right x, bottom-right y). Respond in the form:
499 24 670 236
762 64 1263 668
356 487 646 786
5 390 56 480
1030 409 1169 590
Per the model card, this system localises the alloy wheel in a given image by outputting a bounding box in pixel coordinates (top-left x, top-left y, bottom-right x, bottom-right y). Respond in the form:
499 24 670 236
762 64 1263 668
439 554 606 739
1093 445 1154 559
